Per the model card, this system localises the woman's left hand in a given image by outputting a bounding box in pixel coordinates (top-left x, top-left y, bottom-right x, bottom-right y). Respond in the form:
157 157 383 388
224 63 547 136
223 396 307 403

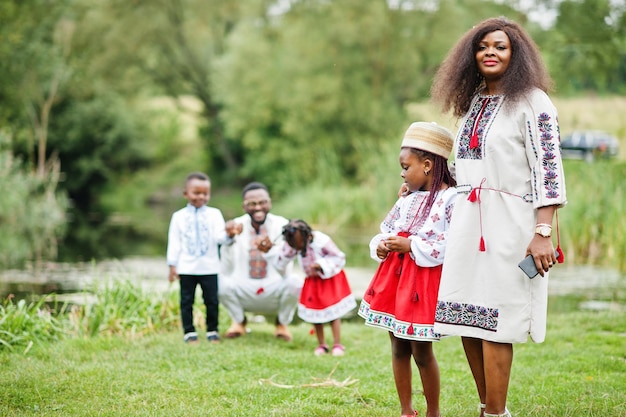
525 235 557 277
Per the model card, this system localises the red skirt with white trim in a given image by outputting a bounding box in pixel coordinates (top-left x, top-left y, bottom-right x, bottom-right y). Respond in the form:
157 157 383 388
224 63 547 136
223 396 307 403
358 250 442 341
298 270 357 324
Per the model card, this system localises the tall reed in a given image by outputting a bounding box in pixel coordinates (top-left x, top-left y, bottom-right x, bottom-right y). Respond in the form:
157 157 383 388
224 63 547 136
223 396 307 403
559 159 626 271
66 279 180 338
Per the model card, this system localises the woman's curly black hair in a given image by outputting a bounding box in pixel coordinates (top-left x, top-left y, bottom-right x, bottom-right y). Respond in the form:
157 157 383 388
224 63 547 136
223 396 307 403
282 219 313 256
431 16 553 117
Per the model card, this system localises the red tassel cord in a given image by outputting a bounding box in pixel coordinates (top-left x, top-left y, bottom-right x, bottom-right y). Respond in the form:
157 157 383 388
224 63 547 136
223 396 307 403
407 292 419 336
555 210 565 263
467 179 487 252
470 99 489 149
556 246 564 263
468 187 479 203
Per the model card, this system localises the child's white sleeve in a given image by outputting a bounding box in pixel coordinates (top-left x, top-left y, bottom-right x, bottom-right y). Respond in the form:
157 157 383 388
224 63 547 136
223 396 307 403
313 234 346 278
369 233 394 263
166 213 180 267
211 209 232 246
409 233 447 267
266 241 298 272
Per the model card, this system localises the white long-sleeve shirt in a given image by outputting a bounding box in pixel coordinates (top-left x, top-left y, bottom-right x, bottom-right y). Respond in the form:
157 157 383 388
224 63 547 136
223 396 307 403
219 212 294 283
369 187 457 267
166 204 230 275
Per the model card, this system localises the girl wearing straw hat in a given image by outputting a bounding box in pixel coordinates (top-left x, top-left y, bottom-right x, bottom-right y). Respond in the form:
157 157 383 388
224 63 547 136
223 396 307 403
359 121 456 417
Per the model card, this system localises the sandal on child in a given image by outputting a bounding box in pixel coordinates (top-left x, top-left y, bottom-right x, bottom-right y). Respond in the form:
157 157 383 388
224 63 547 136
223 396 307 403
331 343 345 356
400 411 418 417
314 344 329 356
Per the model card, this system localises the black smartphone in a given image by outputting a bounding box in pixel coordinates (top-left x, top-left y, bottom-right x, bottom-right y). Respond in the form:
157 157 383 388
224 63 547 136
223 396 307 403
518 251 560 279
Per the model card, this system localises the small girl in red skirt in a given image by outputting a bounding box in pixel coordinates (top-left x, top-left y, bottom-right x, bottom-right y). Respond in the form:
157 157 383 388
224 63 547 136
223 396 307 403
272 219 356 356
358 122 457 417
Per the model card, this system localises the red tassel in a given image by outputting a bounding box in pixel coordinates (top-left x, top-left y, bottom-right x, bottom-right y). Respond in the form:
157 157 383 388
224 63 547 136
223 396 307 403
468 188 479 202
256 287 264 295
309 327 315 335
555 211 564 264
556 246 565 264
479 237 486 252
470 133 479 149
407 324 414 335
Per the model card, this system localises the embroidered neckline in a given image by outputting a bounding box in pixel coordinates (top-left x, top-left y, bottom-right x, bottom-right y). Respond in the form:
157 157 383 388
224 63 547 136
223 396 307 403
477 90 504 98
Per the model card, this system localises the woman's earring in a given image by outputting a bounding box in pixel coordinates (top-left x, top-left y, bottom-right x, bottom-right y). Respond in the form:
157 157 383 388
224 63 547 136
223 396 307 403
424 170 429 176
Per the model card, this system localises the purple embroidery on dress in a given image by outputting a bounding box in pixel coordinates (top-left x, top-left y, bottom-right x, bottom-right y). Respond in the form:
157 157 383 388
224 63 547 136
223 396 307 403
537 112 560 199
435 300 499 331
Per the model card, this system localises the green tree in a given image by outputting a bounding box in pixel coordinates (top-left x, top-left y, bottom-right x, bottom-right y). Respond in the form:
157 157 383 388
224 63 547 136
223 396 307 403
549 0 626 94
0 0 162 261
73 0 278 182
0 134 67 267
0 0 70 266
213 0 526 194
215 0 410 193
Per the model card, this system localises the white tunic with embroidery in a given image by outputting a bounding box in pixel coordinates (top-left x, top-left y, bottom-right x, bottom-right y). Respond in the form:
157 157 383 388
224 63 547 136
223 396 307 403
166 204 229 275
358 187 457 341
218 213 303 325
434 88 567 343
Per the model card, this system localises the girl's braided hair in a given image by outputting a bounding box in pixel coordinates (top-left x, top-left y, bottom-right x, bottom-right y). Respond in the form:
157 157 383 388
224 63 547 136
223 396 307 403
282 219 313 256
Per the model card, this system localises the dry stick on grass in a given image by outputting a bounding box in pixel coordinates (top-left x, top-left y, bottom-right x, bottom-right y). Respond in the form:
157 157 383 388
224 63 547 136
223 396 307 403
259 363 359 388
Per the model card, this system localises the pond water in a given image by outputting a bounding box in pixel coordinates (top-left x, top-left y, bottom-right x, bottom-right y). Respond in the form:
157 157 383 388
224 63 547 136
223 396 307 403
0 258 624 310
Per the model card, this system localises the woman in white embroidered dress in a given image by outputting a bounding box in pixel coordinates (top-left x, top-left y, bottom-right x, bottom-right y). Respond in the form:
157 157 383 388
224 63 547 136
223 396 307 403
431 17 567 417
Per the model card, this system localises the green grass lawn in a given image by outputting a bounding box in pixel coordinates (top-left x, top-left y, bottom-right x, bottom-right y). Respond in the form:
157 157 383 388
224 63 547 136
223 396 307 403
1 298 625 417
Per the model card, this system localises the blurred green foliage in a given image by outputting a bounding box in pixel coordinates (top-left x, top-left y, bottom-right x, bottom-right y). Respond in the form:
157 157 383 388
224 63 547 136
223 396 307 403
0 135 67 267
558 160 626 272
0 296 66 351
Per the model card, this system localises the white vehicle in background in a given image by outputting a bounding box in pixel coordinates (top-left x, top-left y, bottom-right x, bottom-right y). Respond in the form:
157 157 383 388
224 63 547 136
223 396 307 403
560 130 619 162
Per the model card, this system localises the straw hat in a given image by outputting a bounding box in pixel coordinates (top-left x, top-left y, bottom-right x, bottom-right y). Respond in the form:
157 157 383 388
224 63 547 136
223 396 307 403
401 122 454 159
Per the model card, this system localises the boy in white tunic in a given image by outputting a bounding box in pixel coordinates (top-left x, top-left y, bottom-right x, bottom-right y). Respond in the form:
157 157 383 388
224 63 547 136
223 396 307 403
167 172 233 344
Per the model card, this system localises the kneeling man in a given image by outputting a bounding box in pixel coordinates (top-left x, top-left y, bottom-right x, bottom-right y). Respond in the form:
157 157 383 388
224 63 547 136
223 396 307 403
220 182 302 341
